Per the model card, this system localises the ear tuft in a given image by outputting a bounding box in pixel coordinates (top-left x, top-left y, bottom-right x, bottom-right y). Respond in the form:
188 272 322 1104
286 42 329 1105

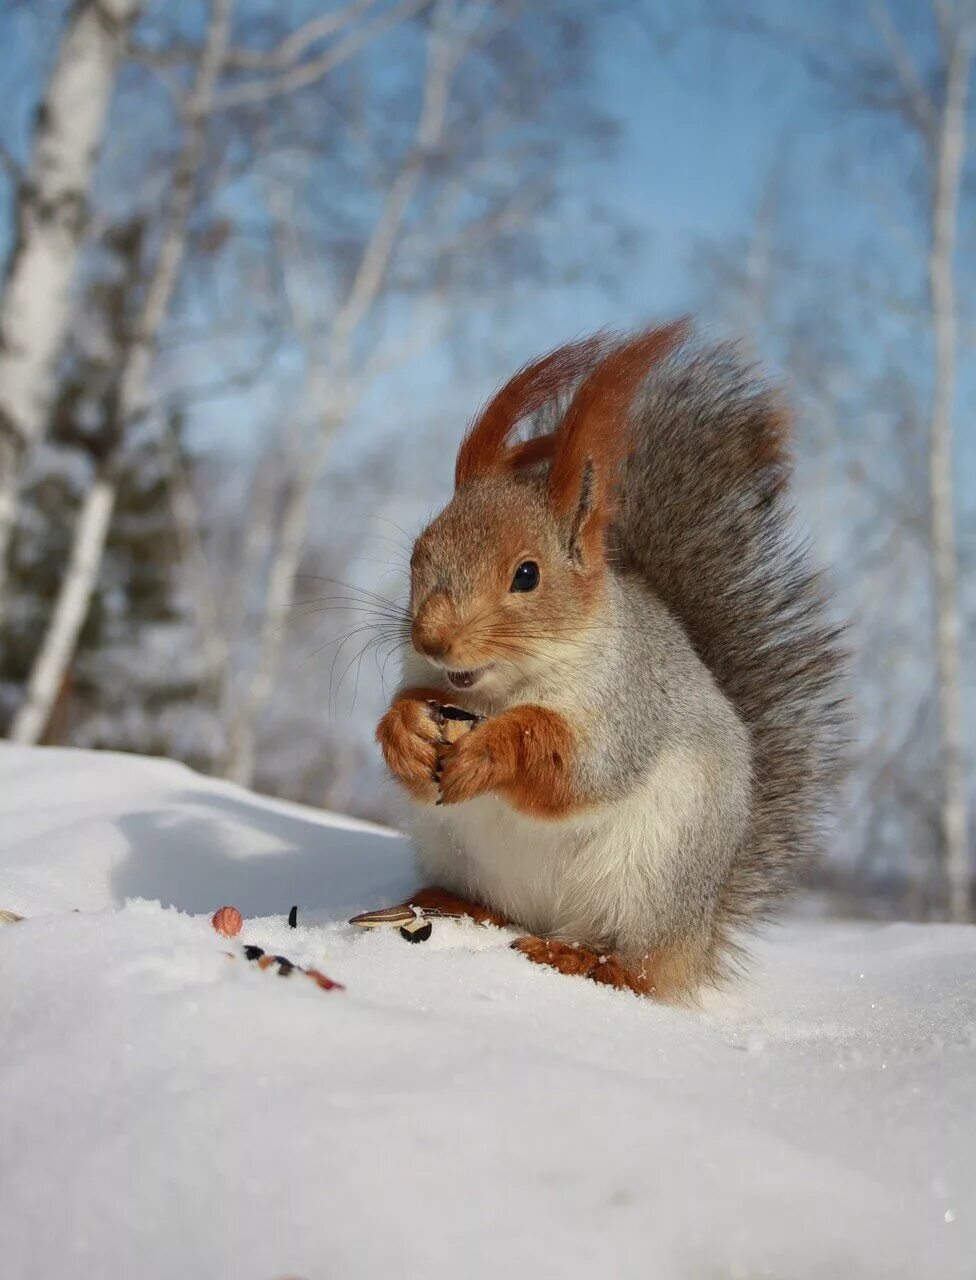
503 433 555 471
454 336 609 489
548 319 689 561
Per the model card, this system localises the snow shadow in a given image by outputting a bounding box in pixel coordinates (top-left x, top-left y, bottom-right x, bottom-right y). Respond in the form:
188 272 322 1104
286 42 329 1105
111 790 417 919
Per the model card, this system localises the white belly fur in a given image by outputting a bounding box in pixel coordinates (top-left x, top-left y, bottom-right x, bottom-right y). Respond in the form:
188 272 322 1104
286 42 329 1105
408 743 732 950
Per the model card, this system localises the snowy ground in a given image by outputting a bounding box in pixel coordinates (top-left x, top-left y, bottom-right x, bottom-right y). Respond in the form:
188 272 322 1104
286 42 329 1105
0 745 973 1280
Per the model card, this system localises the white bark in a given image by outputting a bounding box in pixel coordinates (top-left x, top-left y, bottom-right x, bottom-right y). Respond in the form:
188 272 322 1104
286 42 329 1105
926 22 971 921
8 0 234 747
222 0 457 787
222 409 344 786
0 0 144 614
163 434 230 696
9 472 116 744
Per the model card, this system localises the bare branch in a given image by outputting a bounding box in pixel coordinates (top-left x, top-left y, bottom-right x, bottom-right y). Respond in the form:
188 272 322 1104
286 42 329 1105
330 0 459 352
212 0 430 112
224 0 381 69
866 0 936 141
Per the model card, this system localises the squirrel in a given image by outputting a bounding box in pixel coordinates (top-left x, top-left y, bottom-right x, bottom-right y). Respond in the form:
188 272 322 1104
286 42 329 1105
373 321 846 1001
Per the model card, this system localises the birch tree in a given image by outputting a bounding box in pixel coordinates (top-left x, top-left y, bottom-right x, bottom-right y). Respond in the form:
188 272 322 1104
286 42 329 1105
5 0 447 746
221 1 457 785
710 0 974 918
4 0 623 788
0 0 144 617
219 0 610 786
826 0 974 919
9 0 234 746
921 6 971 921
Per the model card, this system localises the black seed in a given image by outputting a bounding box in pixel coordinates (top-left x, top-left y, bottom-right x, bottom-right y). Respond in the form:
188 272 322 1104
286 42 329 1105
288 905 298 928
276 959 294 975
244 945 265 961
400 920 433 943
439 705 482 723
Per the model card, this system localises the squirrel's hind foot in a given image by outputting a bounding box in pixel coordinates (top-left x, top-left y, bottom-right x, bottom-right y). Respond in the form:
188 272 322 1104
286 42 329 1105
510 935 656 997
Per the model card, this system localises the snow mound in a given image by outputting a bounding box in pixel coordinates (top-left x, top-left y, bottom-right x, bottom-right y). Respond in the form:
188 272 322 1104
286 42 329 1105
0 744 973 1280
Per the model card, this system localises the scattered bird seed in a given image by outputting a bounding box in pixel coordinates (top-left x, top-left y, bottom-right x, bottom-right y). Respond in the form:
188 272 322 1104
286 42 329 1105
400 916 433 943
434 704 483 723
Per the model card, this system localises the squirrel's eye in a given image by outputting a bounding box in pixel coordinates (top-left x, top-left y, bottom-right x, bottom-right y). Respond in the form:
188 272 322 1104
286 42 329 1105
511 560 540 592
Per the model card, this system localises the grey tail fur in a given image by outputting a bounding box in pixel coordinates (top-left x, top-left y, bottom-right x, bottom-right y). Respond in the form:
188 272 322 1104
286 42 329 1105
612 341 848 939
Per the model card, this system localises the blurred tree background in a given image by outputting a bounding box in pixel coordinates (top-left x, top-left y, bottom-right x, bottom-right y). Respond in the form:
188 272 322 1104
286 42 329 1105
0 0 971 920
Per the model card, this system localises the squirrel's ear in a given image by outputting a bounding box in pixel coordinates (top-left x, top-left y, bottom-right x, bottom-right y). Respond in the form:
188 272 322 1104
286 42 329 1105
454 337 607 489
549 320 689 563
503 433 555 470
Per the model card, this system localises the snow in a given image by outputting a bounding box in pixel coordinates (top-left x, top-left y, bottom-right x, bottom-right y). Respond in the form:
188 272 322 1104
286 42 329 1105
0 745 973 1280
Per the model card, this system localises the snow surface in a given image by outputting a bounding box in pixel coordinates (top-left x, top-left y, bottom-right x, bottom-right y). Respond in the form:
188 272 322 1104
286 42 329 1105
0 744 973 1280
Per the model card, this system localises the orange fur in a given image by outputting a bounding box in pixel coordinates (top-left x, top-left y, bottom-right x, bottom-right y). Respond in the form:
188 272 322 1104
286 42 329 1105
513 932 715 1003
511 936 656 996
376 687 449 801
411 589 459 659
409 477 609 676
548 320 689 559
438 704 584 818
503 432 556 470
454 337 608 488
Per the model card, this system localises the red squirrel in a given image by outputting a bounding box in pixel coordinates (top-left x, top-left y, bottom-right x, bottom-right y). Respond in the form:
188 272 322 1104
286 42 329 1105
372 323 846 1001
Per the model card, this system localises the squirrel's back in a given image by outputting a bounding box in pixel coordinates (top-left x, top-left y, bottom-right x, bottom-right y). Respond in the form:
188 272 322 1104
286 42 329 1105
613 341 847 942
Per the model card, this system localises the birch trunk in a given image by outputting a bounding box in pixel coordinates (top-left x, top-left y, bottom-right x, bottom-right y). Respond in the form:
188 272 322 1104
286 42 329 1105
164 439 230 699
0 0 144 614
222 412 342 786
927 28 971 921
221 1 456 787
9 471 116 744
8 0 233 747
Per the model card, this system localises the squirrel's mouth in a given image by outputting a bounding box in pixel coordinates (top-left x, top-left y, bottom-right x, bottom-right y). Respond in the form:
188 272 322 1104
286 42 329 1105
446 667 491 689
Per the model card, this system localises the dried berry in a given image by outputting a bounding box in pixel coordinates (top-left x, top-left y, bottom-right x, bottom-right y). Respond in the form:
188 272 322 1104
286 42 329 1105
211 906 243 938
306 967 344 991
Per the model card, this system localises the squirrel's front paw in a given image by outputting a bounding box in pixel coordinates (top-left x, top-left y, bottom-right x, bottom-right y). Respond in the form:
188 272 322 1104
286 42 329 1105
437 722 512 805
376 691 445 802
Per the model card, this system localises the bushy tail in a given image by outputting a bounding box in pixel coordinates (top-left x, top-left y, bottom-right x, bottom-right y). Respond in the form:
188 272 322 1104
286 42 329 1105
613 340 847 930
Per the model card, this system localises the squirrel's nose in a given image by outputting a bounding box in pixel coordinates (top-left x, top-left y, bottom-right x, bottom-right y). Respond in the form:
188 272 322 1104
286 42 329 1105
412 622 450 659
412 590 455 660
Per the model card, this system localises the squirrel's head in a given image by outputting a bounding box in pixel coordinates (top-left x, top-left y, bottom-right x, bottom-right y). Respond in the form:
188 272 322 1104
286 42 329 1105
408 322 686 696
